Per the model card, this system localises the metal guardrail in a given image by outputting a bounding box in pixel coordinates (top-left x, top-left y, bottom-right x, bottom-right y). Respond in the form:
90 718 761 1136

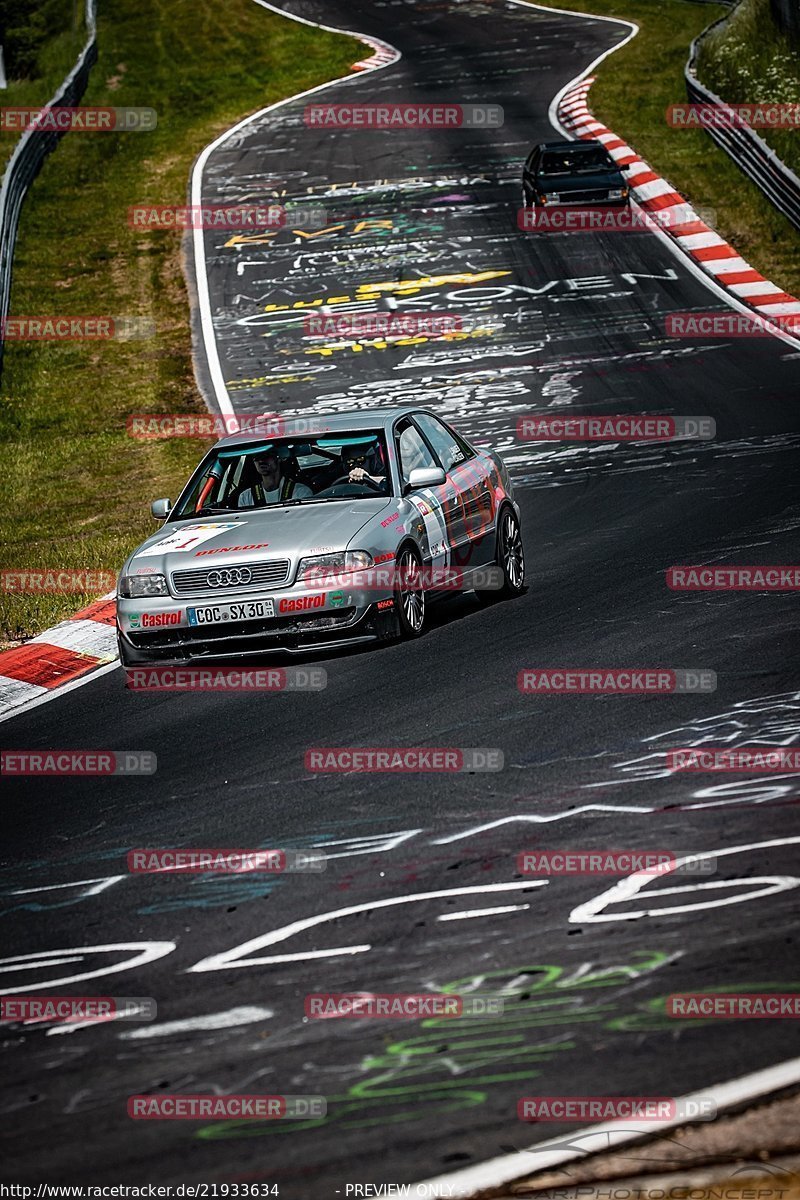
686 11 800 233
0 0 98 377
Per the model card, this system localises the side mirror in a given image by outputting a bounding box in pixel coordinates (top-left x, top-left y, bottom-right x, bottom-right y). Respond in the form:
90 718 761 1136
619 163 630 173
151 498 172 519
407 466 446 490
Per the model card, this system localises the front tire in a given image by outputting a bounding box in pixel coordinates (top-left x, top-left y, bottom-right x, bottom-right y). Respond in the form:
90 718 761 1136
395 545 426 638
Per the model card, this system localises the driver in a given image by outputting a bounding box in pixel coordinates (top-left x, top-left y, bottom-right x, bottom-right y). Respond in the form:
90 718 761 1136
343 443 387 491
238 450 313 507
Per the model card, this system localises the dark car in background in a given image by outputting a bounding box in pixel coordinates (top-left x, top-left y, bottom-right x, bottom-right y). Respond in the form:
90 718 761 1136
522 138 630 207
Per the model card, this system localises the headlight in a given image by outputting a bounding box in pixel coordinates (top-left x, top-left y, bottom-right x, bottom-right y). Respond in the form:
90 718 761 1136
296 550 373 582
118 573 168 598
608 188 628 200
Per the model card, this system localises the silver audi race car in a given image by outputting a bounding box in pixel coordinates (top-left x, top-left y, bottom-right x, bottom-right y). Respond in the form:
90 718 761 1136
116 407 525 665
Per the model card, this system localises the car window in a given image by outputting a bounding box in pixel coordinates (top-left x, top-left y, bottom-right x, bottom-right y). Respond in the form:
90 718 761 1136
415 414 469 472
397 423 437 485
540 148 613 174
171 432 390 517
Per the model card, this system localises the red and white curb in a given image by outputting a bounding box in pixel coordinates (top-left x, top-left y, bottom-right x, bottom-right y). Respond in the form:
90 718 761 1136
557 77 800 322
0 594 117 720
351 32 399 72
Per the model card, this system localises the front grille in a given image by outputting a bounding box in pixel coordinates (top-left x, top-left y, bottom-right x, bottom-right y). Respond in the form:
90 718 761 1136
171 558 291 596
553 189 617 204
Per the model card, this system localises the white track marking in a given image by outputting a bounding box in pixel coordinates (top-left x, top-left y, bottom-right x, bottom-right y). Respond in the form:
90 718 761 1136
118 1005 273 1040
8 876 125 899
431 806 653 843
187 882 548 972
570 836 800 922
437 904 531 921
0 942 175 992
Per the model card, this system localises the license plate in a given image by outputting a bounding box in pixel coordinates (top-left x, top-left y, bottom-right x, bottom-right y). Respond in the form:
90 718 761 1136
188 599 274 626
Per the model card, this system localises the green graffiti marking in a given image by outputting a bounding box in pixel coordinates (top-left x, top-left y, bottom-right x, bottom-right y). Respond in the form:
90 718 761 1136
196 950 674 1140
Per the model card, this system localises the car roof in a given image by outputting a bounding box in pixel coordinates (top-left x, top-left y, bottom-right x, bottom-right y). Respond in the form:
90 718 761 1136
213 406 438 449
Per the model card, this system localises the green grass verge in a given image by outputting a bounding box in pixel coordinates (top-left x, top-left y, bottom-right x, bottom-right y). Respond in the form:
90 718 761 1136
696 0 800 174
0 0 359 645
547 0 800 298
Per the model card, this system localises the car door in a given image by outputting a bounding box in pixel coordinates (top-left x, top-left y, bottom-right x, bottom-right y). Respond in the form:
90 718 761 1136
414 412 496 569
394 416 458 571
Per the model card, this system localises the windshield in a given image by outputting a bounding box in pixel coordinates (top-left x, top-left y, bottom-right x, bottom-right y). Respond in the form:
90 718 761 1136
171 432 391 518
540 148 615 175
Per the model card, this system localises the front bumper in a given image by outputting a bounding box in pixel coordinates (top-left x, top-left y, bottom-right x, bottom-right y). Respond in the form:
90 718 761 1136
116 588 396 663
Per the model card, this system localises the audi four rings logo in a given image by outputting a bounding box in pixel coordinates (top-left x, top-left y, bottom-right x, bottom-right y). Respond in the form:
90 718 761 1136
207 567 253 588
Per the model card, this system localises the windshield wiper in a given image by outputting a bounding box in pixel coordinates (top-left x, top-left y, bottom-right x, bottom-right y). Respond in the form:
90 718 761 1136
194 505 241 515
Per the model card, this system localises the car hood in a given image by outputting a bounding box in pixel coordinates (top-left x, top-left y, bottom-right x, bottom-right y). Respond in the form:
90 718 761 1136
123 500 394 574
537 169 625 191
